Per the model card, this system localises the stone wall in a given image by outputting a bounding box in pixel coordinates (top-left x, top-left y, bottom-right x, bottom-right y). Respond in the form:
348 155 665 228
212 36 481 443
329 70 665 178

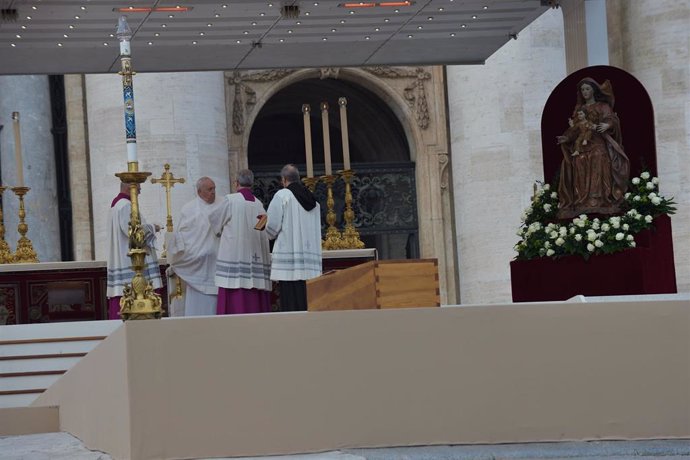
447 9 567 304
85 72 230 260
607 0 690 294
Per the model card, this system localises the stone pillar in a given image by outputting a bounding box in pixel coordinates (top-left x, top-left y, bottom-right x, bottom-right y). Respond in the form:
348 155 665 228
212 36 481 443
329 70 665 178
85 71 230 260
0 75 61 262
65 74 94 261
446 8 566 304
560 0 589 74
606 0 690 294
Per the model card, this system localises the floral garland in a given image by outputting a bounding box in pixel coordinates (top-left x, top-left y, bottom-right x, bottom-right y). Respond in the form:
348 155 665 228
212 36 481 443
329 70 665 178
514 172 676 260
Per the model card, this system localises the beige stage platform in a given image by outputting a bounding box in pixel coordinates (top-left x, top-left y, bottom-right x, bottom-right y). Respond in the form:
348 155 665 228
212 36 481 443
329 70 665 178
33 298 690 460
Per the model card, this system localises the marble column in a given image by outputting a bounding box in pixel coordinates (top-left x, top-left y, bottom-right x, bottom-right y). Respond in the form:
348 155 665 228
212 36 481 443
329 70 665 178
0 75 61 262
85 71 230 260
560 0 589 74
606 0 690 294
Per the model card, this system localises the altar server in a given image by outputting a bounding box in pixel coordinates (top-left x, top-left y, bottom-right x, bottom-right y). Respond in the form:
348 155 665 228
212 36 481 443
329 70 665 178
166 177 220 316
106 181 162 320
210 169 272 314
266 164 322 311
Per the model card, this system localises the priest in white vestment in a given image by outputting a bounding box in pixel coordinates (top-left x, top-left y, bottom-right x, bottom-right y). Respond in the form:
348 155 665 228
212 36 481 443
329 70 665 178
266 164 322 311
106 182 162 320
209 169 272 314
166 177 220 316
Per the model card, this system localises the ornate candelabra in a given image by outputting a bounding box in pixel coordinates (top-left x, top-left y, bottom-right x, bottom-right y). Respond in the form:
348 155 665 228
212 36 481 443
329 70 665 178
11 186 38 263
115 16 162 321
0 186 13 263
320 174 343 250
338 169 365 249
302 176 318 193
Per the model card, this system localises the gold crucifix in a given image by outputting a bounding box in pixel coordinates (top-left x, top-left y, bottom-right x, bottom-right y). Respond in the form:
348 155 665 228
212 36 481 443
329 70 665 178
151 163 185 233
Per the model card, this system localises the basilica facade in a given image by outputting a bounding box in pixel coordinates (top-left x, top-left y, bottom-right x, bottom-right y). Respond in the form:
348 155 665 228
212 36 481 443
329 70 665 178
0 0 687 305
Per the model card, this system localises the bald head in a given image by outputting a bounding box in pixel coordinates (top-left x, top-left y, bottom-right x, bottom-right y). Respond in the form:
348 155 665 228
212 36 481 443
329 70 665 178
196 177 216 204
280 164 300 186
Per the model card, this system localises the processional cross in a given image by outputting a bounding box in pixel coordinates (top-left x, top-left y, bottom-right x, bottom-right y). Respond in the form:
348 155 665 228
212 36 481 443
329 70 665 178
151 163 185 233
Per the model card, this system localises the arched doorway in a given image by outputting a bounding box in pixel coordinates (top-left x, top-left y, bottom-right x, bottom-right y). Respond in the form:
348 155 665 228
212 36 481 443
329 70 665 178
248 78 418 259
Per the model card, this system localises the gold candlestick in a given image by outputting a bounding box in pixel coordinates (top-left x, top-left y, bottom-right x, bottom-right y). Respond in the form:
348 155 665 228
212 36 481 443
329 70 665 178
0 186 14 264
338 169 364 249
11 186 38 263
302 176 318 193
320 174 342 250
116 168 162 320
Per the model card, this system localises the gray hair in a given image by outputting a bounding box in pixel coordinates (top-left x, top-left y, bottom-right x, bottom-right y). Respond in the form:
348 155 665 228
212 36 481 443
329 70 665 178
280 164 300 184
196 176 213 191
237 169 254 187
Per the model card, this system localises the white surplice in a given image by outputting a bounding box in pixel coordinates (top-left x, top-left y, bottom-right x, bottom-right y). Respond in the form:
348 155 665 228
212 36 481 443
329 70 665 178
209 192 271 291
266 188 322 281
106 197 162 298
167 196 220 316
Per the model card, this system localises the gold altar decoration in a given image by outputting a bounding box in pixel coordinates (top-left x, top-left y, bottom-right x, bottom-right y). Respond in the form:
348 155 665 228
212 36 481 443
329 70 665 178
11 186 38 263
339 169 365 249
0 186 14 264
151 163 185 234
321 174 343 250
302 176 318 193
116 169 162 320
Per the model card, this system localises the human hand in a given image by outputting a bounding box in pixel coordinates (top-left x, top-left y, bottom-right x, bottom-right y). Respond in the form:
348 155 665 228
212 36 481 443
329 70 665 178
596 122 610 133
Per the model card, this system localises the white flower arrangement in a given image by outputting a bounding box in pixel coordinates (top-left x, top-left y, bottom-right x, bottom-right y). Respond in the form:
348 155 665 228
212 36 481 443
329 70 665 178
514 172 676 260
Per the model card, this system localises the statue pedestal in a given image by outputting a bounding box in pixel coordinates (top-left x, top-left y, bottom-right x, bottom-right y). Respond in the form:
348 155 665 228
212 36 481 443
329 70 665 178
510 215 677 302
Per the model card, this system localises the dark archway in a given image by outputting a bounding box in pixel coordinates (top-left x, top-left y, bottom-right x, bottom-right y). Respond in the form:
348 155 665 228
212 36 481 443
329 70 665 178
248 77 418 259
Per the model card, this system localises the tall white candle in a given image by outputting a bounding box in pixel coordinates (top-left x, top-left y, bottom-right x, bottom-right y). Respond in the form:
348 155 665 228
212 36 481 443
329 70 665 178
321 102 332 176
11 112 24 187
302 104 314 178
338 97 351 171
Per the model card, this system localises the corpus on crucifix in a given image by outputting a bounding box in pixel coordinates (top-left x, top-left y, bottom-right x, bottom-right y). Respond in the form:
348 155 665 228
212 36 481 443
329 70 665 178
151 163 185 233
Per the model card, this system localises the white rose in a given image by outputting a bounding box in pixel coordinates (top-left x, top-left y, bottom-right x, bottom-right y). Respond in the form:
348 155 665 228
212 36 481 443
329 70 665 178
559 226 567 236
651 197 661 205
543 203 552 212
543 184 550 191
648 192 657 199
587 232 598 242
645 215 653 223
626 234 634 241
574 234 583 241
546 249 555 257
629 241 636 248
601 223 610 232
646 182 654 190
587 243 595 252
544 241 551 249
579 214 588 220
550 231 558 239
594 240 604 248
632 177 640 185
612 221 620 229
652 177 659 185
517 228 524 236
591 222 600 230
551 192 557 199
615 232 624 241
622 223 630 231
624 192 631 199
633 195 641 201
555 237 565 246
569 227 576 234
641 172 650 180
635 214 642 220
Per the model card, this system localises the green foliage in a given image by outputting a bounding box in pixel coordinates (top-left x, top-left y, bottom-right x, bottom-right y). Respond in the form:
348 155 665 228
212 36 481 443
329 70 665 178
514 172 676 261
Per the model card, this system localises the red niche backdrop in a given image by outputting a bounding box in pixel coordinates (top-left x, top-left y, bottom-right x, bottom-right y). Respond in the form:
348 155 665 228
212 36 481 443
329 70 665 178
541 65 657 184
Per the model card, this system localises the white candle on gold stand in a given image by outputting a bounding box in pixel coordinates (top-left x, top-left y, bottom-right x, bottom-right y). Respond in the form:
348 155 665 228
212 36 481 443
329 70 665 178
321 102 332 176
338 97 351 171
11 112 24 187
302 104 314 178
